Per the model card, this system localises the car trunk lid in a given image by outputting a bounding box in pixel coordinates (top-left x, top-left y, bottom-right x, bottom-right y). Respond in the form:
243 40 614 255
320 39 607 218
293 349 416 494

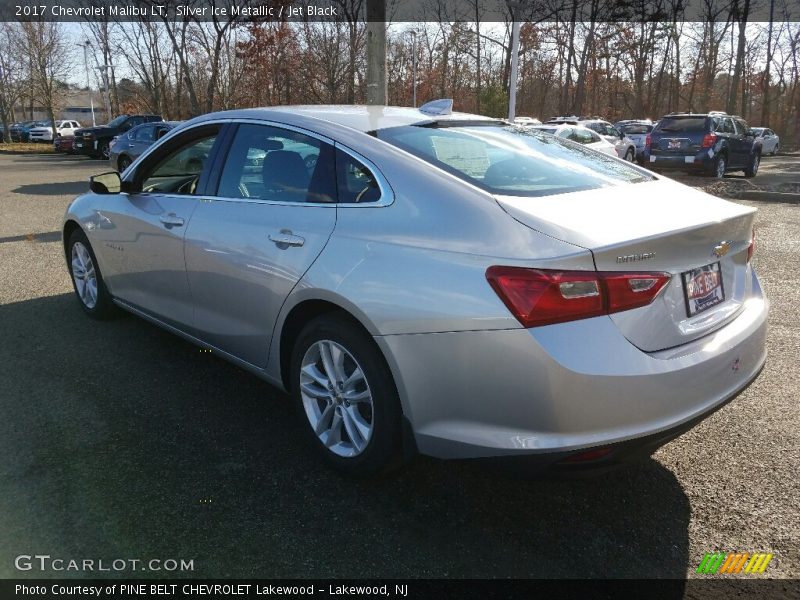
495 179 756 351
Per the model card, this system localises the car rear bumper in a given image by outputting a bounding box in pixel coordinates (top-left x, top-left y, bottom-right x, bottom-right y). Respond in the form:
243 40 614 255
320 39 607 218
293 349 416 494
646 149 715 170
376 272 768 460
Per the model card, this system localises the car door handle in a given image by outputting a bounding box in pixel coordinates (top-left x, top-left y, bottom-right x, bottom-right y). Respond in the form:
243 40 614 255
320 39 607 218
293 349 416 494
269 231 305 247
159 213 185 228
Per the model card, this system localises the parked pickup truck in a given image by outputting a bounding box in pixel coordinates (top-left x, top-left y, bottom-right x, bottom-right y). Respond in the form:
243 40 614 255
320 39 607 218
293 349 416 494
74 114 162 159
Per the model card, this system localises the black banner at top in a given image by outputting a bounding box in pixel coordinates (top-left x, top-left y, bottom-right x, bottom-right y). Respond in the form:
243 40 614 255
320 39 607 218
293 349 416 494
1 0 796 23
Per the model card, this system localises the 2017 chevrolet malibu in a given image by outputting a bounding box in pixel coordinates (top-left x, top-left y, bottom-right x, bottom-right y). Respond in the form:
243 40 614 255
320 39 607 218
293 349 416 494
63 102 768 476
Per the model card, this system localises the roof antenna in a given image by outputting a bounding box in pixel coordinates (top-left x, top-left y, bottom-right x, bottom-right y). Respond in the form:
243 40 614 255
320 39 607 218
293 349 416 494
419 99 453 116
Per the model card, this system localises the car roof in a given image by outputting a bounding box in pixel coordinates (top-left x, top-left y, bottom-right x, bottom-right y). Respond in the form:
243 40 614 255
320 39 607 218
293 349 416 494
193 105 498 134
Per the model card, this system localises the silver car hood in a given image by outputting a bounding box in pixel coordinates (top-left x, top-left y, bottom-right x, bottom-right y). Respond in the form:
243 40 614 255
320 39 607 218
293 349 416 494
494 178 753 251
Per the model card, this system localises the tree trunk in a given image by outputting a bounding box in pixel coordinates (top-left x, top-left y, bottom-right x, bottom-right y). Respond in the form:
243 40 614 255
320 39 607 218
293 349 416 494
761 0 775 126
727 0 750 114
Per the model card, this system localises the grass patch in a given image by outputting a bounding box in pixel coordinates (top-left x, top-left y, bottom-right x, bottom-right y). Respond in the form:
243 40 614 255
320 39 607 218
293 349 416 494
0 142 55 154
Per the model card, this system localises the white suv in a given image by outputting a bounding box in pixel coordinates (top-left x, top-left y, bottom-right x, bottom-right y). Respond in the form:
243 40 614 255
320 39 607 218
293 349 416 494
29 120 82 143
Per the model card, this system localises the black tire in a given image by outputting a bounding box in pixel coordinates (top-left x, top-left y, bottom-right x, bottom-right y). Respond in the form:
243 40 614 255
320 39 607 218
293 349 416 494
118 155 132 172
290 312 402 476
710 154 727 178
66 228 118 319
624 148 635 162
744 153 760 178
100 141 110 160
772 144 779 156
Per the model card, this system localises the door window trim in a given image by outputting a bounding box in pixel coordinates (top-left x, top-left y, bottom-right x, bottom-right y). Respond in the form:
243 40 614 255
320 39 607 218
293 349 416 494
202 118 394 208
123 121 229 198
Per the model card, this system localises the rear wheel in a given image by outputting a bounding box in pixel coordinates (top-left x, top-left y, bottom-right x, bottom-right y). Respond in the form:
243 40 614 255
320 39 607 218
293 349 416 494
744 153 760 178
291 313 402 476
624 148 635 162
712 154 727 178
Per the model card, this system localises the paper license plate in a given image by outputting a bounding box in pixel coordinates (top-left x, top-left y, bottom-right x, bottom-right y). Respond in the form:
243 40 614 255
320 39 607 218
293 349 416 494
682 262 724 317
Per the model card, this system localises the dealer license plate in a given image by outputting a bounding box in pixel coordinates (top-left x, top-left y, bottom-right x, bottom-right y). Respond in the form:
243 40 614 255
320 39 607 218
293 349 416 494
682 262 724 317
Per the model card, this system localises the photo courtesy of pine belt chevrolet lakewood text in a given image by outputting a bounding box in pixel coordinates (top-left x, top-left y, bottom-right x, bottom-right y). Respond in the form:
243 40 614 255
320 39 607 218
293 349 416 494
62 101 768 476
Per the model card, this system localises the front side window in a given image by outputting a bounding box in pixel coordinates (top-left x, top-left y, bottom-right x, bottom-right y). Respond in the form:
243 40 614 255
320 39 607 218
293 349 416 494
217 123 336 203
734 119 749 134
135 125 154 142
376 123 651 198
139 130 218 195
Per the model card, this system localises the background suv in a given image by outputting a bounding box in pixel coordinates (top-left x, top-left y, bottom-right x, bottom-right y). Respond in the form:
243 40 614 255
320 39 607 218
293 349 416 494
74 114 163 159
645 112 762 178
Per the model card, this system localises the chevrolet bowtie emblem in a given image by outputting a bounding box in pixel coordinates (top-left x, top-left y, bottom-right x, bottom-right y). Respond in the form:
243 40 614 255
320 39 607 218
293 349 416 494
713 241 731 258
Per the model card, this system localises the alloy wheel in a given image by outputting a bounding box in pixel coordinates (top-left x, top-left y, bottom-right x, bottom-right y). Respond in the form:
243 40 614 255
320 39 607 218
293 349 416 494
71 241 98 309
716 156 726 178
751 155 759 175
299 339 374 457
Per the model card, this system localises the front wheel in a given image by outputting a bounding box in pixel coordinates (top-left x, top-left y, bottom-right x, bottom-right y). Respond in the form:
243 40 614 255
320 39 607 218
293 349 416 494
117 155 132 172
67 229 118 319
772 144 779 156
291 313 402 476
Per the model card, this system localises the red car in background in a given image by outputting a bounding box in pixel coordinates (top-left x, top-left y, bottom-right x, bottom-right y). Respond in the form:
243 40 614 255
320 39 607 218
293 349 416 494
54 136 75 154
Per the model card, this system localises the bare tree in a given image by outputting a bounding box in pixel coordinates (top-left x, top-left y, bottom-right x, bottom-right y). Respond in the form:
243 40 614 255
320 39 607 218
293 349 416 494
18 21 73 141
0 23 26 141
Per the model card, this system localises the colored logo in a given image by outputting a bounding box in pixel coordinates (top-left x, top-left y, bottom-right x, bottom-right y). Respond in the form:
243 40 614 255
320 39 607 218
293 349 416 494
697 552 773 574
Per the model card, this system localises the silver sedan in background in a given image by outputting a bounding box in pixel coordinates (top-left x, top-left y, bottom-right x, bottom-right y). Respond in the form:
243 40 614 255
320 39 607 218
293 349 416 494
63 103 768 475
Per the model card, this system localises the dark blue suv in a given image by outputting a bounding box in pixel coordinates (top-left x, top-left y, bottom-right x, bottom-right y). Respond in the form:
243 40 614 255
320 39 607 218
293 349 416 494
645 112 762 178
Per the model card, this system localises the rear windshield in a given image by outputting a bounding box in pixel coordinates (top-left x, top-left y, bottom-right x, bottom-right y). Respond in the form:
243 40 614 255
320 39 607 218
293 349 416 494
655 117 707 133
376 123 652 198
621 124 653 134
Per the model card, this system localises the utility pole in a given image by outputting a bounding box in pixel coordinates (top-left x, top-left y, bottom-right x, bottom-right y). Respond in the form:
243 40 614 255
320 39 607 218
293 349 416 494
410 30 417 107
365 0 386 105
96 63 113 121
77 40 96 126
507 6 521 121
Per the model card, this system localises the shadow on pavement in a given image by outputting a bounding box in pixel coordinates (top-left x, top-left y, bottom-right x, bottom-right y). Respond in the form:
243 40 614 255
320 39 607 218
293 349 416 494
0 294 690 587
12 181 89 196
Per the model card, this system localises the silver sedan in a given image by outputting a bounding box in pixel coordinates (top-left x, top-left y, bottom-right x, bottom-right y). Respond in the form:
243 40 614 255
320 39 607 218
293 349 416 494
63 103 768 475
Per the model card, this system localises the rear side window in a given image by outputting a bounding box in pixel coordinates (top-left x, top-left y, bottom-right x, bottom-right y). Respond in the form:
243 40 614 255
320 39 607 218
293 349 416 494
734 119 748 134
656 117 707 133
376 123 651 198
216 123 336 204
336 149 382 203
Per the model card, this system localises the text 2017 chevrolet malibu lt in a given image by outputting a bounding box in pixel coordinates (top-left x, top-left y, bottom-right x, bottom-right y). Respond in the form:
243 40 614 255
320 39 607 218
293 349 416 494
63 103 767 475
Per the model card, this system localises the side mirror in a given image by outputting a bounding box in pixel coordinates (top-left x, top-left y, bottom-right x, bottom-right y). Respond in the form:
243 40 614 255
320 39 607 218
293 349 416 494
89 172 122 194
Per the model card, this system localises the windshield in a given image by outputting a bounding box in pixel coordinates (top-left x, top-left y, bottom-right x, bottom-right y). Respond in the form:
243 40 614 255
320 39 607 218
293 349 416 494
751 128 765 135
656 117 707 133
376 123 651 198
106 115 129 128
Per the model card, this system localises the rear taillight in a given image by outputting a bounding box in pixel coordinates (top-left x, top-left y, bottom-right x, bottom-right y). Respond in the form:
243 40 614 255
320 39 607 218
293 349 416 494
702 133 717 148
645 134 651 149
747 229 755 263
486 267 671 328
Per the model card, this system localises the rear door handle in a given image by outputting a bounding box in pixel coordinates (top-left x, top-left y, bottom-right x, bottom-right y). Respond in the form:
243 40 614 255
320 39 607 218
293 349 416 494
269 230 305 247
159 213 185 228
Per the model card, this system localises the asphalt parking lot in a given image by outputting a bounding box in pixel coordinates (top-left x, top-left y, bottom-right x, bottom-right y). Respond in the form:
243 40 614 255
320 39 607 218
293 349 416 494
0 152 798 583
